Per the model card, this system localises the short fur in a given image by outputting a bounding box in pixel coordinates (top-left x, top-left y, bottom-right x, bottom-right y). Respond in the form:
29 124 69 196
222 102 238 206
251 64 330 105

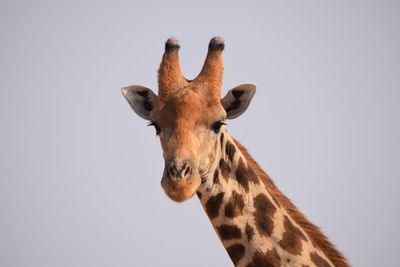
234 140 350 267
122 36 349 267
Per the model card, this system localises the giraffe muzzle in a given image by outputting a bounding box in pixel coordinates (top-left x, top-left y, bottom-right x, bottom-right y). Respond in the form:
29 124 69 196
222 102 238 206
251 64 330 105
167 160 194 181
161 159 201 202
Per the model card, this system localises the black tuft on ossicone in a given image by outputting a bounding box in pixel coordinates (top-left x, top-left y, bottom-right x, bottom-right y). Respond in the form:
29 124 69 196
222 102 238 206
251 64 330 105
209 36 225 51
165 37 180 51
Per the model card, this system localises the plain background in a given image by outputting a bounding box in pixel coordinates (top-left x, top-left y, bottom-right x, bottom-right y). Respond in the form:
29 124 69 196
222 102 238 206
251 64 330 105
1 1 399 266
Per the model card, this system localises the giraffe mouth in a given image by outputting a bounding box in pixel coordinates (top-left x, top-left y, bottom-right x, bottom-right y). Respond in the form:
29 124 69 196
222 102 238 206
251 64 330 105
161 170 202 202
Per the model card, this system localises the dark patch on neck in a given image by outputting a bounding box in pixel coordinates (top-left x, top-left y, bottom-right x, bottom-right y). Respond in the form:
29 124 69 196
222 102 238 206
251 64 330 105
226 243 245 265
253 193 277 237
310 252 332 267
225 140 236 162
245 224 254 241
213 169 220 185
219 159 231 182
235 158 250 192
279 215 307 256
205 192 224 219
246 249 281 267
220 132 225 151
216 224 242 241
234 158 260 192
224 191 245 218
196 191 202 199
233 139 349 267
247 164 260 184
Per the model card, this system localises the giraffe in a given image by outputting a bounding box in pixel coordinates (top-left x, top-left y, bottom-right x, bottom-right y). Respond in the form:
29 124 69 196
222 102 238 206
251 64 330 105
122 37 349 267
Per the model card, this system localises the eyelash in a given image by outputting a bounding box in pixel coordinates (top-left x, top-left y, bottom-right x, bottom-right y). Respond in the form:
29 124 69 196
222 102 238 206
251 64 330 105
148 121 161 135
211 120 226 133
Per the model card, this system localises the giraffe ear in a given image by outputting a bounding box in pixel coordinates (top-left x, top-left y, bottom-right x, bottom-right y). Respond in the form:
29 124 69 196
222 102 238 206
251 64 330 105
121 85 158 120
221 84 256 119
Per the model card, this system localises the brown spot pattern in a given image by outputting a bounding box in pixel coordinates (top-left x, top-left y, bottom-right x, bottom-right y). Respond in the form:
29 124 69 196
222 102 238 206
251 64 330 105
245 224 254 241
225 140 236 162
196 191 202 199
310 252 332 267
220 132 225 151
234 140 350 267
213 169 220 185
224 191 245 218
235 158 260 192
219 159 231 182
227 243 245 265
253 194 277 237
216 224 242 240
247 165 260 184
205 192 224 219
235 158 250 192
279 215 307 256
246 249 281 267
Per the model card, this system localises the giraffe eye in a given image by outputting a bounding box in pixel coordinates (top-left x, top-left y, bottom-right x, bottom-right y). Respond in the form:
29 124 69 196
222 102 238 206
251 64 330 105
148 121 161 135
211 120 226 133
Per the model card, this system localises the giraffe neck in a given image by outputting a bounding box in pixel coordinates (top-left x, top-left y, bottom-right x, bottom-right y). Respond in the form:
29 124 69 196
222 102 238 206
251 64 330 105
197 129 346 267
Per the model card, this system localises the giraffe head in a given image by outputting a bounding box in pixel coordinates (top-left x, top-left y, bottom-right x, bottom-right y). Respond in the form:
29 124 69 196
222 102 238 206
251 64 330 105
122 37 256 202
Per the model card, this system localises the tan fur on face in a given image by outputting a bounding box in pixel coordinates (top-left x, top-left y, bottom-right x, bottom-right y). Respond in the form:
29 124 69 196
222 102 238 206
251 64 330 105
152 37 227 202
152 87 226 202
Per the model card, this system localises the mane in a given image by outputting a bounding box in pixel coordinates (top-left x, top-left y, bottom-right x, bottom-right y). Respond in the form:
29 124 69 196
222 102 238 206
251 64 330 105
234 139 350 267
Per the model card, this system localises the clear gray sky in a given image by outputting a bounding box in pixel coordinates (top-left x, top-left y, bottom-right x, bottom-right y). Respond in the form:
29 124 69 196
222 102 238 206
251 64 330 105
1 1 399 266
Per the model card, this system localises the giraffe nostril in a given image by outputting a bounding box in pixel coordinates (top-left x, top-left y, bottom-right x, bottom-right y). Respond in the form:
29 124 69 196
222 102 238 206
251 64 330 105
167 161 193 180
168 165 175 177
184 165 191 177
